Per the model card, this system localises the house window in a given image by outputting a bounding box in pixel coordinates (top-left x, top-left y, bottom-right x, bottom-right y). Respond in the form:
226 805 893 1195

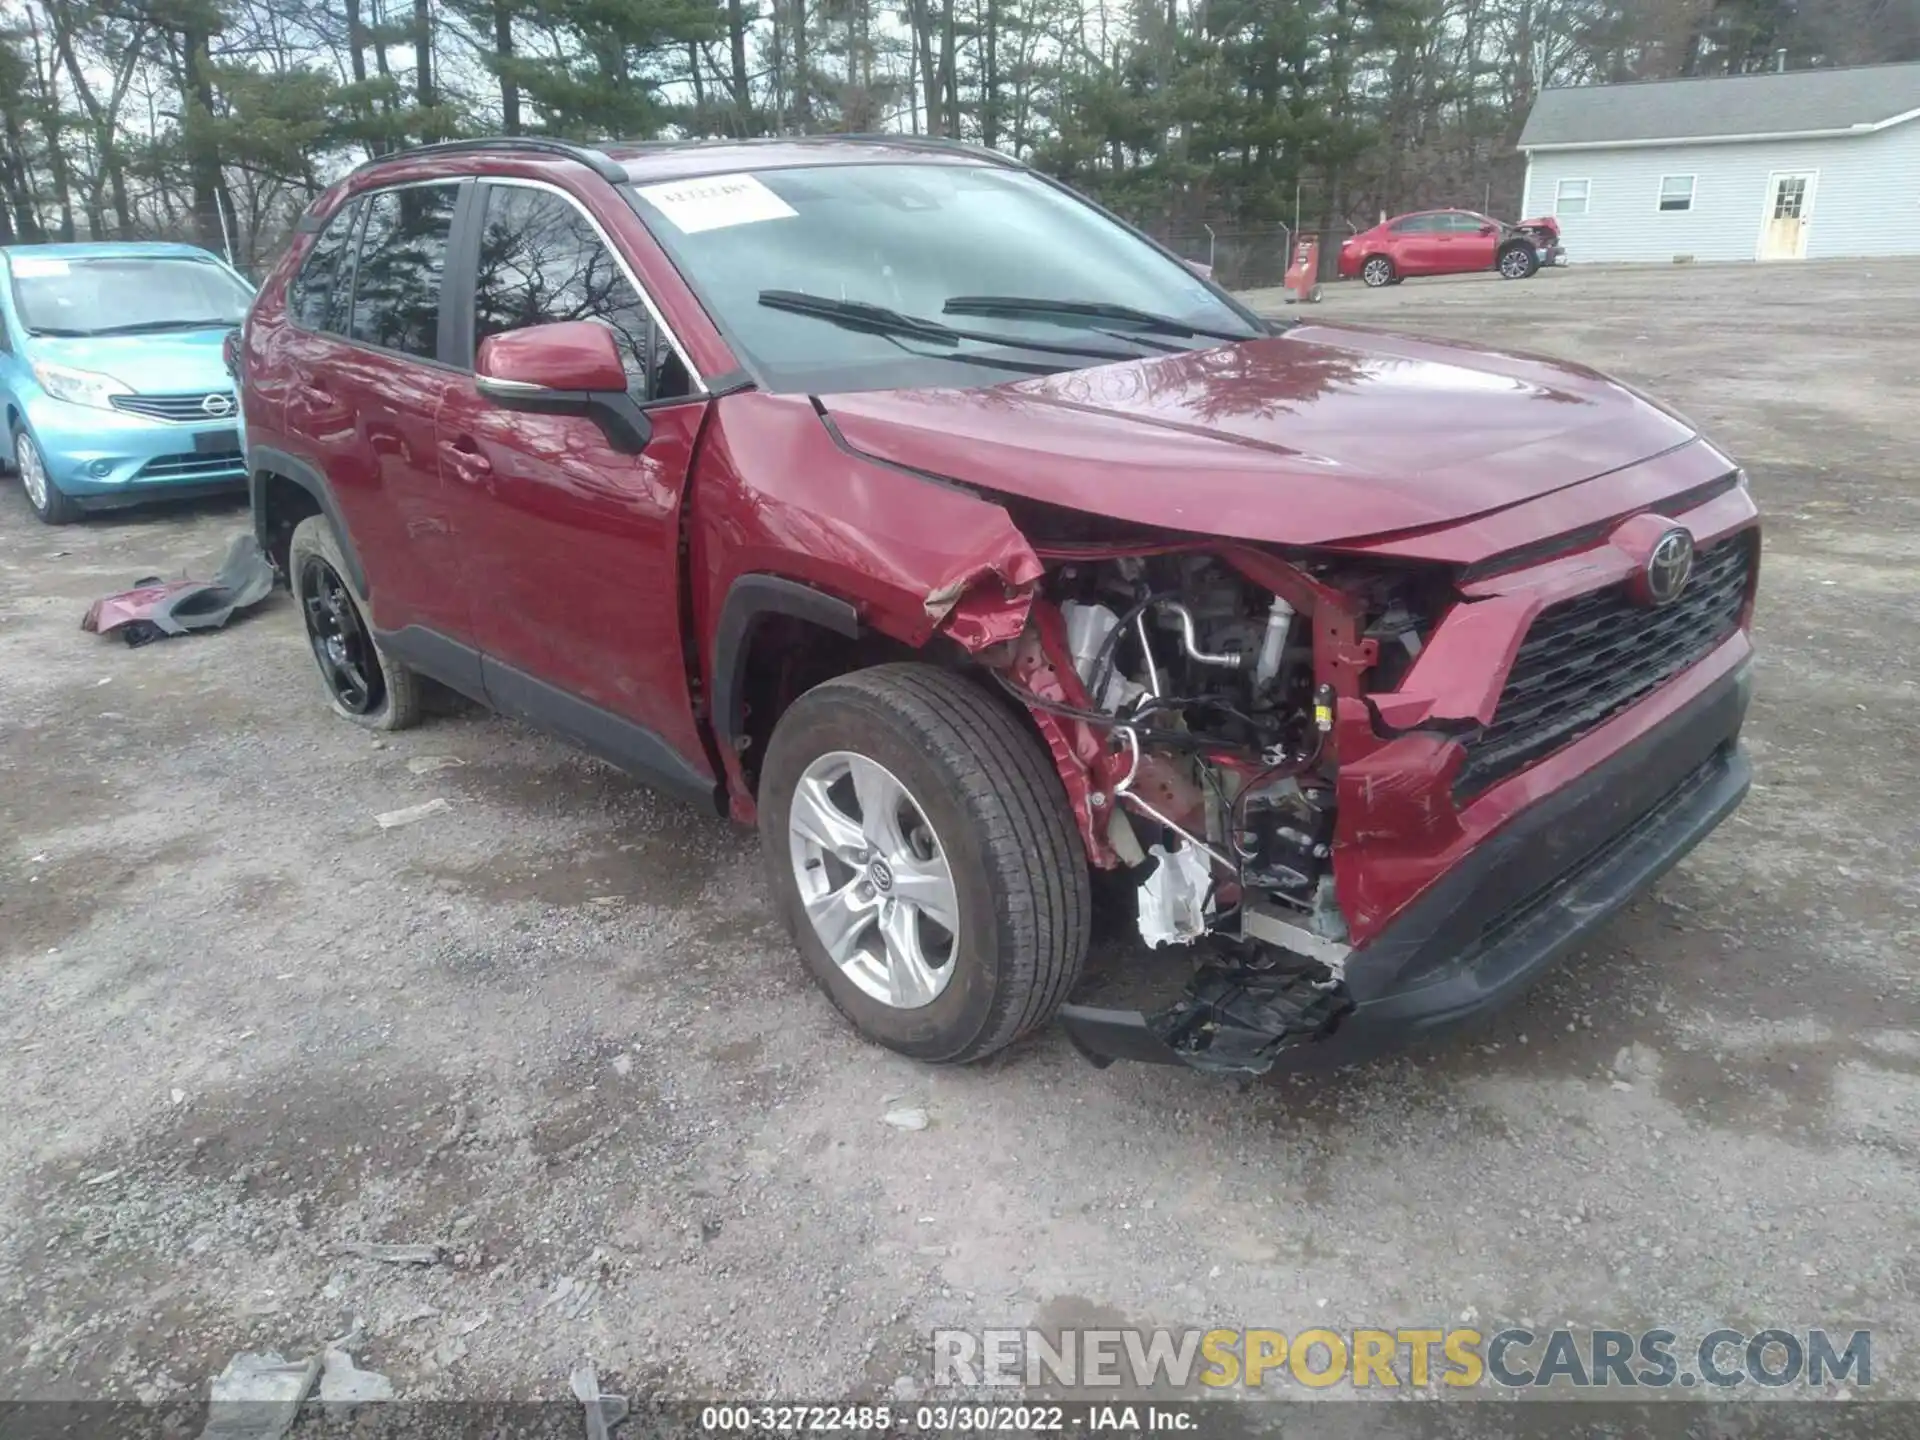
1659 175 1696 213
1554 178 1590 217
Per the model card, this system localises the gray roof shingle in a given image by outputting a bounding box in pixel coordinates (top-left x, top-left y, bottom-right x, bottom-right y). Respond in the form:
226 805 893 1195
1519 61 1920 149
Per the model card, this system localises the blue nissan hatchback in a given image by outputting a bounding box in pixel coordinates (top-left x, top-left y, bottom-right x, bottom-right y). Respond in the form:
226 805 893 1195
0 242 254 524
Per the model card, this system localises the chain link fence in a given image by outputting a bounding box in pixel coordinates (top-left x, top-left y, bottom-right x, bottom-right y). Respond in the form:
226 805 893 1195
1157 227 1288 289
1155 221 1366 290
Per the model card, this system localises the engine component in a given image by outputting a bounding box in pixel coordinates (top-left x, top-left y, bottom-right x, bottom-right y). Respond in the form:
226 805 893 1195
1136 841 1213 947
1240 783 1335 902
1023 552 1373 958
1252 595 1296 689
1112 728 1235 875
1060 599 1116 677
1148 599 1245 670
1060 600 1145 711
1240 904 1353 979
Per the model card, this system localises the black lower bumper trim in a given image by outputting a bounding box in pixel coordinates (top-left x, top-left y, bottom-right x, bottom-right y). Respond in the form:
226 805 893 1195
1059 660 1752 1075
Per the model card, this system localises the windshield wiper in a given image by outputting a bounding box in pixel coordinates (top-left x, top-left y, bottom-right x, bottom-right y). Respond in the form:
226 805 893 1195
758 290 1144 362
91 318 234 335
25 326 98 337
942 295 1253 343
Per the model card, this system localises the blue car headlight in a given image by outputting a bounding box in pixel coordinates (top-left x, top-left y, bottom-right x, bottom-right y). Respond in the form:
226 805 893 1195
32 359 131 411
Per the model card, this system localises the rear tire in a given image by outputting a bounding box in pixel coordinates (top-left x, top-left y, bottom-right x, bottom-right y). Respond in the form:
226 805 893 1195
13 427 79 525
1360 256 1396 288
1498 242 1541 280
759 663 1090 1064
288 514 421 731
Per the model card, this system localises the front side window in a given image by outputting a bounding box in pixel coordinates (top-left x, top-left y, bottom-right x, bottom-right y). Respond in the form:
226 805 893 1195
348 183 459 359
1444 212 1491 233
473 184 685 397
1555 179 1591 217
628 163 1261 393
290 199 361 333
1659 176 1696 213
7 253 252 338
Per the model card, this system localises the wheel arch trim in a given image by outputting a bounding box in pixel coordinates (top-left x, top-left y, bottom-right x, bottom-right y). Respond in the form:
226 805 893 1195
250 445 368 596
711 573 861 746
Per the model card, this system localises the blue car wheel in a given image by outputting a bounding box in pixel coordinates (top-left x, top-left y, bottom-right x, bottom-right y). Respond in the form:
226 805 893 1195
12 426 79 525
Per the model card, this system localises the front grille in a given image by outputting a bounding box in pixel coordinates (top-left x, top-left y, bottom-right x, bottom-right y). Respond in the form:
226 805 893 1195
136 451 246 482
1454 529 1756 799
110 392 236 423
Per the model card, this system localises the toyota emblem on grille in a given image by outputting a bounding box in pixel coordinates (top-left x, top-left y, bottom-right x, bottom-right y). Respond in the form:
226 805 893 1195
1644 528 1695 607
201 392 235 417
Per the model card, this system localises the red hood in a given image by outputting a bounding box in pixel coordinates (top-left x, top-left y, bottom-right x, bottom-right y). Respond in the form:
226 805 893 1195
817 324 1696 547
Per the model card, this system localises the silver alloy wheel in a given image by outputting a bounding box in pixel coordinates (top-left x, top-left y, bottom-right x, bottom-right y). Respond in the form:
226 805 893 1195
1500 247 1533 279
1362 257 1392 288
16 432 49 512
787 750 960 1009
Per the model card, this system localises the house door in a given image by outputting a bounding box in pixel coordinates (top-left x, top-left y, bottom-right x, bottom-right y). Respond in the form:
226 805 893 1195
1759 173 1816 261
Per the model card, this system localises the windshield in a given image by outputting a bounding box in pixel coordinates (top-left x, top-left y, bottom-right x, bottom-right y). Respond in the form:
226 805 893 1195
627 163 1262 393
9 255 252 337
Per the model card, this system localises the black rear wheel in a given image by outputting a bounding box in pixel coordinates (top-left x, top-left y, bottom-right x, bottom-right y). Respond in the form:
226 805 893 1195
288 515 421 730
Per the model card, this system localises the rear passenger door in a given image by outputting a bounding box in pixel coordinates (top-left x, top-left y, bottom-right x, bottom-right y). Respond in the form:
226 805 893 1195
434 179 715 787
280 180 475 650
1387 215 1441 274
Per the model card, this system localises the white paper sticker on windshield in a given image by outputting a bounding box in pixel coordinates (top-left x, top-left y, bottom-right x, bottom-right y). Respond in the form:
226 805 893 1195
10 256 70 277
635 173 797 235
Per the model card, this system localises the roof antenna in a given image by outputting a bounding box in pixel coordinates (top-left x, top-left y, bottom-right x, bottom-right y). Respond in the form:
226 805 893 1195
1775 48 1787 73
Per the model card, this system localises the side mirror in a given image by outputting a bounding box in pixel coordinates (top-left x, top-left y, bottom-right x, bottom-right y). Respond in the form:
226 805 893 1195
475 320 652 453
1182 258 1215 281
1478 224 1496 236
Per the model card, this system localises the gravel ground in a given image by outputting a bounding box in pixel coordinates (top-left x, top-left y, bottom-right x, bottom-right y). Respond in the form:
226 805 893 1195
1 258 1916 1418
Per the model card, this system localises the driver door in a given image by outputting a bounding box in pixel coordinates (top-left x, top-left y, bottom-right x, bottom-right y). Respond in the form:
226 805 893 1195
1445 212 1500 273
434 178 714 781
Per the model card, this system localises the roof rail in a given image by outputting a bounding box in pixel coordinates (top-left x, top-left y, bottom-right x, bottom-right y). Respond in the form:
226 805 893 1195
358 136 629 183
610 132 1025 170
826 133 1025 168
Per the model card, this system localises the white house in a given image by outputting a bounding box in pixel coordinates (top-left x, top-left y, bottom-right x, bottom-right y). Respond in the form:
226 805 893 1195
1517 62 1920 264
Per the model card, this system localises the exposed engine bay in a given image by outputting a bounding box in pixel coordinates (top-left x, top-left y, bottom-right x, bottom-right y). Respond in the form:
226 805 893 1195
986 546 1437 1074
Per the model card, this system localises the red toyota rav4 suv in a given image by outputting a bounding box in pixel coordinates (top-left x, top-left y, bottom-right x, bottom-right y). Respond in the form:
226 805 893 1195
237 137 1758 1077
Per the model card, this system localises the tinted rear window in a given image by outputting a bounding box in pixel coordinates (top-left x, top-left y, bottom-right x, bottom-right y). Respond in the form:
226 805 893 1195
290 200 361 332
348 184 459 359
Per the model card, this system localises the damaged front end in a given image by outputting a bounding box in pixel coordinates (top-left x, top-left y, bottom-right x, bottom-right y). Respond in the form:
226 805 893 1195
964 535 1458 1075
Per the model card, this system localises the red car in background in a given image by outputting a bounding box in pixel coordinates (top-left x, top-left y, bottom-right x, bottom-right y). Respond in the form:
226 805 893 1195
1340 210 1564 288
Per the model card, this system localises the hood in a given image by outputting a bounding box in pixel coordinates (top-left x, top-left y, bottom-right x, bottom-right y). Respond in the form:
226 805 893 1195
817 325 1697 547
27 328 233 397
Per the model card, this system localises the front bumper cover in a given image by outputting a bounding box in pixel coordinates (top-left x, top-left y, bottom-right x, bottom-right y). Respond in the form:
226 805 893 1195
1058 660 1752 1075
20 392 246 498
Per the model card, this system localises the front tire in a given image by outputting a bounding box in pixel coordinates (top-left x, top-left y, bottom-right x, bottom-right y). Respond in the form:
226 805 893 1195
759 664 1090 1064
13 427 79 525
288 514 421 731
1498 242 1541 280
1360 256 1396 288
